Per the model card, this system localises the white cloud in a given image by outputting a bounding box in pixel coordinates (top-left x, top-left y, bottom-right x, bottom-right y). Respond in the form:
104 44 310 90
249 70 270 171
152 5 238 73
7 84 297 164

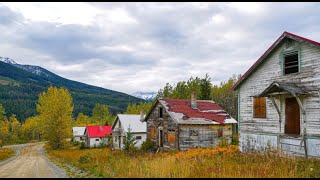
0 2 320 94
1 2 101 25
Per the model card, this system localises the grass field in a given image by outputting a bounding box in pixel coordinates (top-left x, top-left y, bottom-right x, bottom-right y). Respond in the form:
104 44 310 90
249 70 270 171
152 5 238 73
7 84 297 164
0 148 14 161
46 145 320 178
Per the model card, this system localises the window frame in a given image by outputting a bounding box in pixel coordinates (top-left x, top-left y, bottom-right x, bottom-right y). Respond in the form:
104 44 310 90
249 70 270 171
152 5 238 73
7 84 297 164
280 49 301 75
253 96 267 119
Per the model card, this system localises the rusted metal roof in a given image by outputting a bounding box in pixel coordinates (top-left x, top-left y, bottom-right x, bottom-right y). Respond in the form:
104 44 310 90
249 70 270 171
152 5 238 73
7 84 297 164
230 31 320 91
159 98 237 125
258 81 310 97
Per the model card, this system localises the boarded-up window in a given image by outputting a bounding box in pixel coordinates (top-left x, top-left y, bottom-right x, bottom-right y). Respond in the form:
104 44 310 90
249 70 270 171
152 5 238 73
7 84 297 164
217 128 223 138
253 97 266 118
150 127 155 139
168 131 176 143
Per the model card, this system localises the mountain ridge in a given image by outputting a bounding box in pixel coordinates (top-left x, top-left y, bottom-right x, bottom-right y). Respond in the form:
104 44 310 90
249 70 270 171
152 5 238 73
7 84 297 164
0 57 145 121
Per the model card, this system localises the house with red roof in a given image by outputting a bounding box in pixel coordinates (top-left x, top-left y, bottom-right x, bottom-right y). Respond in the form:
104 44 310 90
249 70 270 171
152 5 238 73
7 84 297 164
84 125 112 147
142 92 237 151
230 31 320 158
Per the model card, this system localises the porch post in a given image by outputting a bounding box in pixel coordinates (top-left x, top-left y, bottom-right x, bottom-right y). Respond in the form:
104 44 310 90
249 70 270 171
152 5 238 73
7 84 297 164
292 92 308 158
269 95 281 150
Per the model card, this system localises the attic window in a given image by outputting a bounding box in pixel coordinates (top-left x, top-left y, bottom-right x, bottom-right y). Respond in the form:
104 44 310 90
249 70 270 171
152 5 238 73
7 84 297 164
284 52 299 74
159 107 163 118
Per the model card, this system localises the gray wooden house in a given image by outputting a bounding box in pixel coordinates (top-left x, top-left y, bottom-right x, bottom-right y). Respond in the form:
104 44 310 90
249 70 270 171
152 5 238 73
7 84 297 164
230 31 320 157
141 93 237 151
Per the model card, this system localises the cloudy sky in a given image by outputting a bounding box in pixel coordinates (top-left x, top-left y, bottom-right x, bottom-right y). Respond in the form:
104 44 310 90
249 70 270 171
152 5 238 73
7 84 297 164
1 2 320 94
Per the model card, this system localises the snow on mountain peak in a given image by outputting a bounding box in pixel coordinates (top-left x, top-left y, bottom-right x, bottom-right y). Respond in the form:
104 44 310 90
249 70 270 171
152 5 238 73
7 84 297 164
131 91 157 101
0 57 17 64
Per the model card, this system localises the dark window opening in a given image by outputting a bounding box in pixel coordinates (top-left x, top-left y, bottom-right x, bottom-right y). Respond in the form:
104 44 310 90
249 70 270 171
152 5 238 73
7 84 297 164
284 53 299 74
159 107 163 118
136 136 142 140
190 130 199 136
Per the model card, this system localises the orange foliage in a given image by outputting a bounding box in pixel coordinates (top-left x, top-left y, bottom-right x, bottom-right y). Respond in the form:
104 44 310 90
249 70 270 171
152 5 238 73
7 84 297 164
175 145 240 159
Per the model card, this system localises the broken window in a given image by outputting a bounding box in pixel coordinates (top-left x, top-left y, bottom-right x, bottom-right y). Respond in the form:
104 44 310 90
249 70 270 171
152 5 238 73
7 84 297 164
253 97 266 118
284 52 299 74
159 107 163 118
190 130 199 136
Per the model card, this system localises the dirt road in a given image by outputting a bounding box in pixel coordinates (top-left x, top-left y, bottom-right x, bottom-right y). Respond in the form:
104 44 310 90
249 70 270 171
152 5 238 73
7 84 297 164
0 142 66 178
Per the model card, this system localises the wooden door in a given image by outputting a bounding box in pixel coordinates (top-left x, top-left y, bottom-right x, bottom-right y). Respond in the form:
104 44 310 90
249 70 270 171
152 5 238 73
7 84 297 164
285 97 300 135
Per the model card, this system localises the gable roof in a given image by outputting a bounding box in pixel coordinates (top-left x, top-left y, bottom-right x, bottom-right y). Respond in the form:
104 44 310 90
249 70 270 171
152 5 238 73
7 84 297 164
72 127 86 136
112 114 146 133
146 98 237 125
86 125 112 138
230 31 320 91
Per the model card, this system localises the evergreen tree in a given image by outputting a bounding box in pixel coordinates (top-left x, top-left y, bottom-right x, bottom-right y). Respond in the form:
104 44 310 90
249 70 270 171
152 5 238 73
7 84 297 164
199 73 212 100
123 125 138 152
36 86 73 149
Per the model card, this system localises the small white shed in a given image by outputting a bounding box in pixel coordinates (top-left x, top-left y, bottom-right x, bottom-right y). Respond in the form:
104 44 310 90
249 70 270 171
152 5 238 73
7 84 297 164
72 127 86 143
112 114 147 150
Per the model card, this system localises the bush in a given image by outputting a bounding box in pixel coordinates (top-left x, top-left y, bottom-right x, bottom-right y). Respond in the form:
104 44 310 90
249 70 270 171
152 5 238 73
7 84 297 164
140 138 156 152
80 142 87 150
231 134 239 145
73 141 80 146
79 154 91 163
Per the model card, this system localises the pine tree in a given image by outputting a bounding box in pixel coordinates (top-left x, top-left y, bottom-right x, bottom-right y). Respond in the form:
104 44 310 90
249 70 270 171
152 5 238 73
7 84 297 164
199 73 212 100
123 125 137 152
36 86 73 149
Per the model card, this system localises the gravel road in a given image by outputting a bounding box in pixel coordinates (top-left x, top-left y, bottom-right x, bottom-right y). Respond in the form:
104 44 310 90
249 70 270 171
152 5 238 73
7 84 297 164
0 142 66 178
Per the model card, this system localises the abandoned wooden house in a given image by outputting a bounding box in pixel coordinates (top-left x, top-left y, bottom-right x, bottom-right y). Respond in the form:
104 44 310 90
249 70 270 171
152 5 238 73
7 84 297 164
111 114 147 150
142 93 238 151
230 31 320 158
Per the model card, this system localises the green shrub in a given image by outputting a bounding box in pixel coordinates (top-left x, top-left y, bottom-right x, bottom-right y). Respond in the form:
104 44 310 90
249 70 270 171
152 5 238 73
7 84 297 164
79 154 91 163
140 138 156 152
80 142 87 149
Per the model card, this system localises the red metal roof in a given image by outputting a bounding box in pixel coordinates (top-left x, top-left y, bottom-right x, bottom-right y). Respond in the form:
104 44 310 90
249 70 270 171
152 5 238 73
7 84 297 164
86 125 112 138
230 31 320 91
161 98 228 124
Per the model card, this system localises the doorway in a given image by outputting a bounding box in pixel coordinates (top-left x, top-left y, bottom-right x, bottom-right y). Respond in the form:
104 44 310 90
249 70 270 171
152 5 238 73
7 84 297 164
285 97 300 135
159 129 164 147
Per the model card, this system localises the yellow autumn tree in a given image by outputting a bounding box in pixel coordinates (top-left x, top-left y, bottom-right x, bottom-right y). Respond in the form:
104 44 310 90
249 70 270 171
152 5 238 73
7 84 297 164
36 86 73 149
74 112 90 126
0 104 9 144
8 114 21 143
21 116 43 141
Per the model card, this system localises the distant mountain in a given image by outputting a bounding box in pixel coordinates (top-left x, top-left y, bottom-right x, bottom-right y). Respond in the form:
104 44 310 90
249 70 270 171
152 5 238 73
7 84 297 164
131 91 157 101
0 57 17 65
0 57 145 121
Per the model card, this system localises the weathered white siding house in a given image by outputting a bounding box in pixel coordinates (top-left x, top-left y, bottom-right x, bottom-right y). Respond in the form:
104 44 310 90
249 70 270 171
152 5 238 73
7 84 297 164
72 127 86 143
230 31 320 157
111 114 147 150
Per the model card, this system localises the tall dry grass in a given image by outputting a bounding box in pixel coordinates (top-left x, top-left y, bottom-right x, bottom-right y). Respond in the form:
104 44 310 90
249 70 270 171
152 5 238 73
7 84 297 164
0 148 14 160
46 145 320 178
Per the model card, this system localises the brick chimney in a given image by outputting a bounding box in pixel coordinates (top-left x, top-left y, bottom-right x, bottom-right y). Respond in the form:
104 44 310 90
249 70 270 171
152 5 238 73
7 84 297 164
140 109 145 122
191 92 197 109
